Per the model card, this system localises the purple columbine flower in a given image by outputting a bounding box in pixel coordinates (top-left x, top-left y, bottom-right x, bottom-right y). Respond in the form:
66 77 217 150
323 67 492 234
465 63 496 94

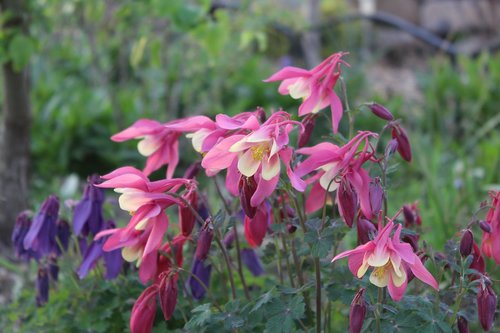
241 248 264 276
11 211 39 261
189 258 212 300
73 175 105 236
36 266 50 306
195 223 213 261
23 195 59 257
77 221 123 280
48 255 59 281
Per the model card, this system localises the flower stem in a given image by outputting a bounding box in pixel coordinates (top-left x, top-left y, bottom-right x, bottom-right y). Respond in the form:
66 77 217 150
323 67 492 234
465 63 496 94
178 268 223 312
376 287 383 333
214 235 238 300
314 257 322 333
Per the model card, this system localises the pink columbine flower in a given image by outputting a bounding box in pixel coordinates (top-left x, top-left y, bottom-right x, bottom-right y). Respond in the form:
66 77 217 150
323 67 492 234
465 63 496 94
264 52 349 133
332 221 439 301
201 111 304 208
481 191 500 264
294 131 377 220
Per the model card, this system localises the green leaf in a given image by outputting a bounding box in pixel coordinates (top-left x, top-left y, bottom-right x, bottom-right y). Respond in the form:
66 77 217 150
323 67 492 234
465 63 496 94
185 303 213 329
304 227 334 258
130 36 147 68
251 289 275 313
8 34 35 71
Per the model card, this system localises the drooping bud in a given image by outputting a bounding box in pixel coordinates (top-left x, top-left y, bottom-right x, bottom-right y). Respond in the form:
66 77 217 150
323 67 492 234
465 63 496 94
391 123 412 162
73 175 104 236
460 229 473 257
244 203 271 248
102 221 124 280
338 178 358 228
195 222 214 261
183 162 201 179
239 175 258 218
179 188 198 236
357 219 377 245
479 220 492 233
130 285 158 333
189 258 212 300
54 219 71 256
159 272 179 320
48 256 59 281
477 283 497 332
369 178 384 215
402 233 420 252
255 106 266 123
197 200 210 223
24 195 60 257
286 224 297 234
12 211 39 261
367 103 394 121
457 316 469 333
298 114 317 148
403 205 415 227
349 288 367 333
223 229 236 249
469 243 486 279
385 138 399 159
36 266 50 306
241 248 264 276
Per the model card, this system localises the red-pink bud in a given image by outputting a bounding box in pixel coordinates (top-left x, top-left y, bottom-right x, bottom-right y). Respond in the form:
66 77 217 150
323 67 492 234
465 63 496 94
239 175 258 218
385 138 399 158
460 229 473 257
391 124 412 162
195 223 213 261
367 103 394 121
159 272 179 321
255 107 266 123
470 243 485 279
477 283 497 332
349 288 367 333
403 204 415 227
357 219 376 244
287 224 297 234
179 189 197 236
298 114 317 148
457 316 469 333
479 220 492 233
338 179 358 228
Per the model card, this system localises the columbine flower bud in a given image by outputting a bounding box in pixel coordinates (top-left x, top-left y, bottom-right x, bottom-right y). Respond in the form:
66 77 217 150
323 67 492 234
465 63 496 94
223 229 236 249
477 283 497 332
54 219 70 256
403 204 415 226
349 288 367 333
73 175 104 236
367 103 394 121
189 258 212 300
479 220 492 233
390 123 412 162
460 229 473 257
239 175 258 218
385 138 399 159
195 222 214 261
48 256 59 281
357 219 376 245
402 233 420 252
287 224 297 234
159 272 179 321
24 195 60 257
298 114 317 148
12 211 38 261
241 248 264 276
179 188 197 237
183 162 201 179
36 266 50 306
457 315 469 333
338 179 358 228
369 178 384 215
469 243 485 279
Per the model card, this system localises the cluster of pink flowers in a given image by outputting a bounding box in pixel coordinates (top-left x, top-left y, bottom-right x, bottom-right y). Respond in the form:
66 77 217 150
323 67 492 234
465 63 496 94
92 52 498 333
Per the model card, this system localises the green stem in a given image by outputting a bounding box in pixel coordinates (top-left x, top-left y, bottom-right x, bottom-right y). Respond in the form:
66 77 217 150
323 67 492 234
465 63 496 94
376 287 383 333
214 235 237 300
179 268 223 312
340 76 354 139
314 257 322 333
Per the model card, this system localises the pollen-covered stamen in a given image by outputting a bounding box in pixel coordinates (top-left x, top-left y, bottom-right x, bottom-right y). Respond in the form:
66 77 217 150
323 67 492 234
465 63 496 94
250 144 270 161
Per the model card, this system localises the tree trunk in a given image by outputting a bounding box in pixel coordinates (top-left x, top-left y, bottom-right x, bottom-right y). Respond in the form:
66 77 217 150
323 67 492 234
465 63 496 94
0 0 31 245
301 0 322 68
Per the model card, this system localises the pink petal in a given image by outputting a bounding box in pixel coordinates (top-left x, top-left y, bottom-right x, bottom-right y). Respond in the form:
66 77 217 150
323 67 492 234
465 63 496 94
305 181 327 214
225 159 240 197
163 115 215 132
201 135 242 172
332 242 374 262
263 66 311 82
387 272 408 302
261 154 281 180
112 119 162 142
408 256 439 290
143 214 168 256
348 168 373 219
347 251 366 277
329 91 343 134
216 114 260 130
250 174 279 207
238 149 261 177
280 148 306 192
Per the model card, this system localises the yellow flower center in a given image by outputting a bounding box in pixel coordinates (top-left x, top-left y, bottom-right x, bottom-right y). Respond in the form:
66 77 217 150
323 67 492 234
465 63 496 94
372 262 392 279
250 144 270 161
129 211 135 216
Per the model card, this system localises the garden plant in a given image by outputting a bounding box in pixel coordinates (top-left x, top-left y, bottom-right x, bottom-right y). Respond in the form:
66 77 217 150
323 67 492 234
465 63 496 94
8 51 499 333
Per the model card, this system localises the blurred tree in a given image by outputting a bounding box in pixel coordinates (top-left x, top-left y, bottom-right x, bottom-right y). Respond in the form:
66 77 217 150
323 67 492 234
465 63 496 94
0 0 31 244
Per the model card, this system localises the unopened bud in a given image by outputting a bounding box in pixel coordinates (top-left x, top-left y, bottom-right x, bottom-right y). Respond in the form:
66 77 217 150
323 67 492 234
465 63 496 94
298 114 317 148
195 223 214 261
189 259 212 300
460 229 473 257
357 219 376 244
369 178 384 215
36 266 49 306
457 315 469 333
367 103 394 121
223 229 236 249
402 233 419 252
287 224 297 234
241 248 264 276
55 219 70 256
385 139 399 158
159 272 179 320
349 288 367 333
239 175 258 218
48 256 59 281
479 220 492 233
179 189 197 237
477 283 497 332
391 124 412 162
403 205 415 227
338 179 358 228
